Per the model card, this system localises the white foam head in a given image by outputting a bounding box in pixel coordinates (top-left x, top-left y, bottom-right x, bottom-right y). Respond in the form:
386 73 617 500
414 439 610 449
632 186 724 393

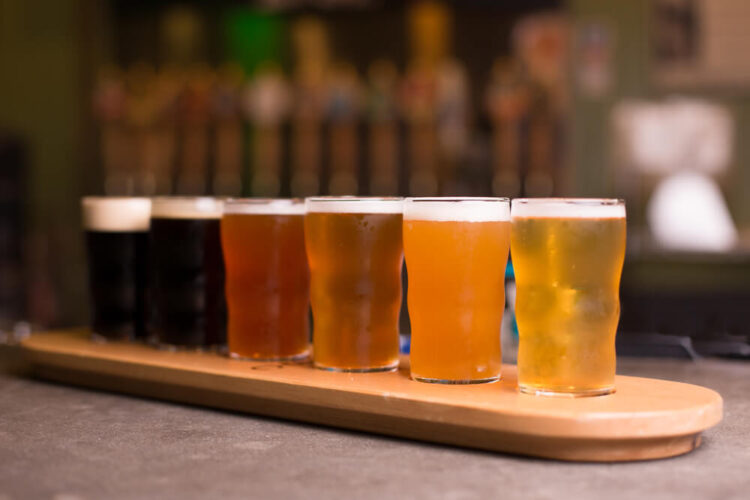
82 197 151 231
511 198 626 219
151 197 224 219
305 197 403 214
224 198 305 216
404 198 510 222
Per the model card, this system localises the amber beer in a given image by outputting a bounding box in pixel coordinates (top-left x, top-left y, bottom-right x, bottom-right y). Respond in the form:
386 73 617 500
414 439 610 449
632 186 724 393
511 199 626 397
82 197 151 341
221 199 310 360
404 198 511 383
305 197 403 372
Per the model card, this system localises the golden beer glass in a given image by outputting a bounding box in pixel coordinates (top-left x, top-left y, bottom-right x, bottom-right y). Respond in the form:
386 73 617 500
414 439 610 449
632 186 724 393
511 198 626 397
221 199 310 361
404 198 511 384
305 197 404 372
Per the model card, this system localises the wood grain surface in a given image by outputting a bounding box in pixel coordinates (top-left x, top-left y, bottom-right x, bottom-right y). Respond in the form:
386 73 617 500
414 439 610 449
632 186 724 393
21 330 723 462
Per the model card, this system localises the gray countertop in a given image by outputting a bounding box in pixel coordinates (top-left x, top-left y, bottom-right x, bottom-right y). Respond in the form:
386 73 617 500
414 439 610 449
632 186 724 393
1 346 748 500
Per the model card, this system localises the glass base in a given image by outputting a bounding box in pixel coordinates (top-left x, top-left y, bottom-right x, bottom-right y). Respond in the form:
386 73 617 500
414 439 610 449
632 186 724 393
518 385 615 398
314 361 399 373
91 332 130 343
157 343 212 353
229 350 310 362
411 374 500 385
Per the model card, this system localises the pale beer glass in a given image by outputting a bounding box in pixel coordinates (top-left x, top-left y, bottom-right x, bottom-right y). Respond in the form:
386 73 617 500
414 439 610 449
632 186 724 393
511 198 626 397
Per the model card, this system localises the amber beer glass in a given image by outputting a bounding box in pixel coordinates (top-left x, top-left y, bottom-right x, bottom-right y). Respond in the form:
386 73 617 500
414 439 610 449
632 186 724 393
305 197 403 372
82 197 151 342
150 197 226 349
511 199 626 397
404 198 511 383
221 199 310 360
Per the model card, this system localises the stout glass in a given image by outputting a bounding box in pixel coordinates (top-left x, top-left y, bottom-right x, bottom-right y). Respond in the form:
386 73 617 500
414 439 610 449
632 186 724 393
511 198 626 397
150 197 226 349
305 197 403 372
404 198 511 384
221 199 310 360
82 197 151 342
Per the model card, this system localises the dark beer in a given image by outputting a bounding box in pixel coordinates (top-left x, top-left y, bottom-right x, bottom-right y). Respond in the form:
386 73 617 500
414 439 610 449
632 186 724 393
82 197 151 341
150 197 226 349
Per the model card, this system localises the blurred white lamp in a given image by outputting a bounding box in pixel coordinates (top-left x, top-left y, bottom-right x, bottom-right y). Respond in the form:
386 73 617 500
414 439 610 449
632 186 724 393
613 98 738 252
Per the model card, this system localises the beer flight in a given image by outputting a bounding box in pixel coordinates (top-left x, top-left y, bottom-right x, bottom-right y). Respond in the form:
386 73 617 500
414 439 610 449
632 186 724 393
82 196 626 397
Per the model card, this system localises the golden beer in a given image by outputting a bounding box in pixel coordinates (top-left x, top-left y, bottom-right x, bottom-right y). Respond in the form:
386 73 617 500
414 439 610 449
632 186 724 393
305 197 404 372
511 199 626 396
404 198 511 384
221 199 309 361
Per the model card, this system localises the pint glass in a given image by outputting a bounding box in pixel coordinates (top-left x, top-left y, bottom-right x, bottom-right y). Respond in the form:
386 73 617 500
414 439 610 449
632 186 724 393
221 199 310 360
305 197 403 372
82 197 151 342
150 197 226 349
404 198 511 384
511 198 626 397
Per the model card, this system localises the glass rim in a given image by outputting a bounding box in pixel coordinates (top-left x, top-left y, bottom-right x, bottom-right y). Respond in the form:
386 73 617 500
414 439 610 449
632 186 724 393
81 197 151 231
151 195 225 202
224 197 303 205
305 196 402 214
305 196 403 202
405 197 509 203
404 197 510 222
512 198 624 205
151 196 224 219
81 196 151 205
224 198 305 215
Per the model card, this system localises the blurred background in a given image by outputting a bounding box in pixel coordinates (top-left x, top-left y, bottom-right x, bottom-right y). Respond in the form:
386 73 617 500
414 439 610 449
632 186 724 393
1 0 749 358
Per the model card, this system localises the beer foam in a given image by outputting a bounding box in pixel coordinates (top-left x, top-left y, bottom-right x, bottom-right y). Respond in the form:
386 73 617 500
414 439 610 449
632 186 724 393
151 197 224 219
403 198 510 222
82 197 151 231
511 199 626 219
224 199 305 216
305 197 403 214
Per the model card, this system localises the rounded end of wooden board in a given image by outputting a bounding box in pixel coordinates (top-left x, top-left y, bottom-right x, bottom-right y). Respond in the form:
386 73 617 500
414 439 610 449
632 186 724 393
519 433 704 462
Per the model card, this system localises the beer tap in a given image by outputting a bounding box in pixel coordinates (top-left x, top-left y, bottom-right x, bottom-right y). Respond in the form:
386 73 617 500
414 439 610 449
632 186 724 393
211 63 245 197
366 59 401 196
326 62 363 195
244 64 290 197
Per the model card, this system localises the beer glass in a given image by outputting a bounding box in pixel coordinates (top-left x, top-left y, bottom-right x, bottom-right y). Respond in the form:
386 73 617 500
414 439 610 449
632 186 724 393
404 198 511 384
150 197 226 349
82 197 151 342
305 197 403 372
511 198 626 397
221 199 310 360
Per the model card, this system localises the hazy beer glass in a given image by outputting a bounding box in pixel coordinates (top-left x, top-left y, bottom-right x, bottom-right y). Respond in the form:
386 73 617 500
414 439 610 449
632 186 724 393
404 198 511 384
221 199 310 360
150 197 226 349
511 199 626 397
305 197 403 372
82 197 151 341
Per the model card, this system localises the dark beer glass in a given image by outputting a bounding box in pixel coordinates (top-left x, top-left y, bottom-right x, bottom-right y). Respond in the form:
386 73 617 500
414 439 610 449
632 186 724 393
150 197 226 349
82 197 151 342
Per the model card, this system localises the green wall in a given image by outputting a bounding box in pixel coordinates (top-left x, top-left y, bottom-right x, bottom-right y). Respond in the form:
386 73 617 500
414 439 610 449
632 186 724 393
0 0 88 325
